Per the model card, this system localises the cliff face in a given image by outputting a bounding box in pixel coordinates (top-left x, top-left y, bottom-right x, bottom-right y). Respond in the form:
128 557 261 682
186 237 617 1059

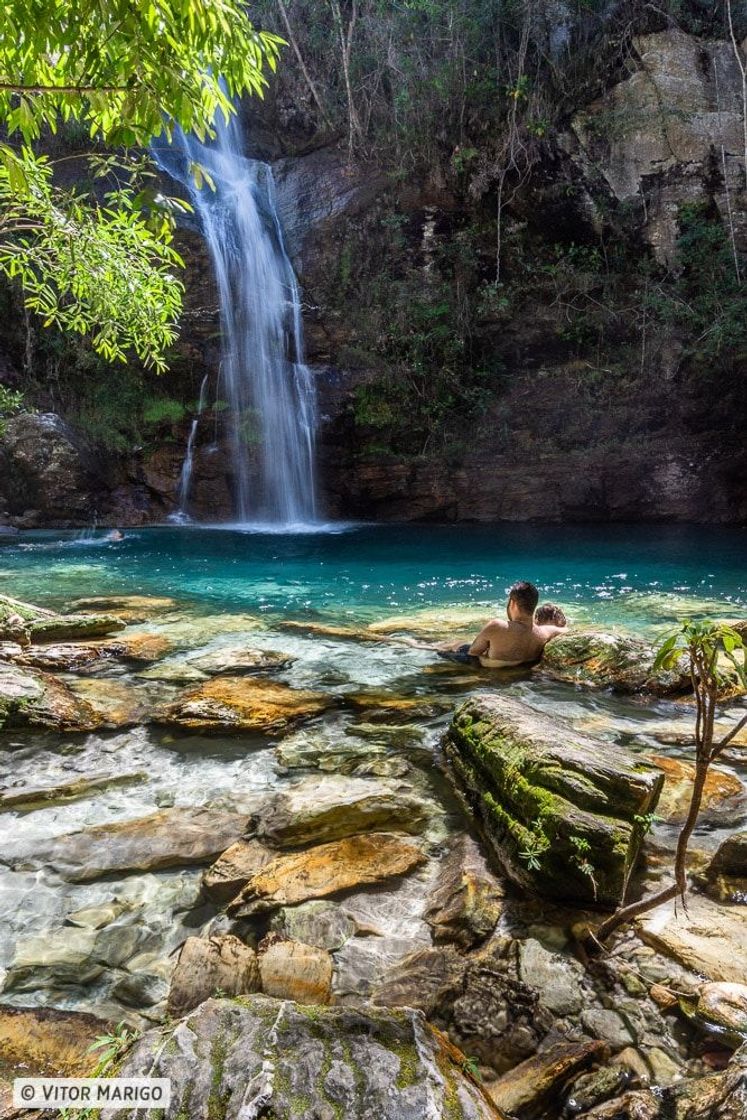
0 21 745 527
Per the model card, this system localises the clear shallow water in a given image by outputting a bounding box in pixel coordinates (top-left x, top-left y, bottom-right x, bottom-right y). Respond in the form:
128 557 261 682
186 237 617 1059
1 522 745 632
0 522 745 1023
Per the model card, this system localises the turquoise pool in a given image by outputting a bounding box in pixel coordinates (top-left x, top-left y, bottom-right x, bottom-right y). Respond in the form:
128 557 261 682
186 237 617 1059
1 523 744 631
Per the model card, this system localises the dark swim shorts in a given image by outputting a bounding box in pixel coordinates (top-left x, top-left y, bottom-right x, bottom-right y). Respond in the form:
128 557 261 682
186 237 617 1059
436 643 478 664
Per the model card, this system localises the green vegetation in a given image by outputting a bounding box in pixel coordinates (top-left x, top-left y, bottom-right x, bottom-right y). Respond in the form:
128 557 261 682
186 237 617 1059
0 1 282 368
593 621 747 945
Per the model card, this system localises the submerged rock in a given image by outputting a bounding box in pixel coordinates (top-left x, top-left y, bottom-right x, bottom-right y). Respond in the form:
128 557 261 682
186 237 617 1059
227 833 426 916
155 675 334 734
67 595 180 623
0 661 101 731
487 1040 608 1119
0 770 146 811
372 938 552 1073
258 939 333 1004
651 756 744 824
541 630 690 695
4 807 249 882
187 643 295 675
517 939 586 1018
145 612 265 649
443 695 664 906
0 1005 110 1077
106 995 503 1120
637 893 747 984
167 935 260 1018
67 677 147 728
702 831 747 903
255 774 429 848
424 834 505 949
4 924 148 992
270 900 357 951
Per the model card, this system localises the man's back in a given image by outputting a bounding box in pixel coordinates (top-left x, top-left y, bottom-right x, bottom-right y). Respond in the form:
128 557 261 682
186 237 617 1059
469 617 564 666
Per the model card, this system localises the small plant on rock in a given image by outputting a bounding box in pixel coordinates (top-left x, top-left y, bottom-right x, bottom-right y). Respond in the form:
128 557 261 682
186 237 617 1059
591 620 746 946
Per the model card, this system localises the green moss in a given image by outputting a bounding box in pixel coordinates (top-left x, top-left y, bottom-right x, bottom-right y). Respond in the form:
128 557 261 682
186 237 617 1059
207 1032 229 1120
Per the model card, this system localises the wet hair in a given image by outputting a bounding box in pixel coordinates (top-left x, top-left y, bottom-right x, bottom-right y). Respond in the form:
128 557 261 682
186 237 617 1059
535 602 567 627
508 580 539 615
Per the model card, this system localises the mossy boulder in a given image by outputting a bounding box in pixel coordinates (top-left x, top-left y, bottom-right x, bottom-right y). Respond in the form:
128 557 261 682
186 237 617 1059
541 630 690 695
0 592 125 646
105 995 504 1120
0 661 102 731
443 695 664 906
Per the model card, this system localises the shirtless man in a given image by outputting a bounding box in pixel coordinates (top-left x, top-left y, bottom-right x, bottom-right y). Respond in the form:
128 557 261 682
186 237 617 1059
467 580 566 668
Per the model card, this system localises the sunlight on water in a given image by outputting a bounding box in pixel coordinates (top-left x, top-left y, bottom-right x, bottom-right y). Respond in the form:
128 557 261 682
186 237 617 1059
1 523 744 633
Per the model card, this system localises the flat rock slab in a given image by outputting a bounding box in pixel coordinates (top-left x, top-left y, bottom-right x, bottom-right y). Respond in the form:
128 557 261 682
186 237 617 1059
0 770 146 811
106 995 503 1120
443 694 664 906
255 774 429 848
187 643 295 675
0 1005 110 1077
97 632 174 663
10 642 121 673
168 935 260 1018
541 630 690 696
67 595 180 623
0 662 102 732
155 675 334 734
3 807 249 882
67 678 147 728
228 832 426 916
637 893 747 984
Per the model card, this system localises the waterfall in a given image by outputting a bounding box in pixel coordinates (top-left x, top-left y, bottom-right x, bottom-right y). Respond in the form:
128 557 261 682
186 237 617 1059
171 373 209 522
155 113 318 526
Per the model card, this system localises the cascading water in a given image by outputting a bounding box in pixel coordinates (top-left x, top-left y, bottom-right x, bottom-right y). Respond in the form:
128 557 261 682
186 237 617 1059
155 112 317 526
171 373 209 522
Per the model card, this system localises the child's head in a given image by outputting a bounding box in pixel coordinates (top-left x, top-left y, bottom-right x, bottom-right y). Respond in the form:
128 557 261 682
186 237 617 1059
535 602 567 627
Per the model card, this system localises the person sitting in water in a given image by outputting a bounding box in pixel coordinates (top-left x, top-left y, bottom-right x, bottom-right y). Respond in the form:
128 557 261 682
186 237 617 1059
438 582 567 667
534 602 567 628
106 529 124 542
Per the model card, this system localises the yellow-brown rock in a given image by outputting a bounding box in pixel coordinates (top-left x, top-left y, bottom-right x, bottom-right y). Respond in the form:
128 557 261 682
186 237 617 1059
97 632 174 663
167 935 260 1018
67 678 147 728
258 939 333 1004
202 838 277 904
0 662 101 732
0 1006 110 1077
651 756 744 823
228 832 426 916
67 595 180 623
155 676 334 734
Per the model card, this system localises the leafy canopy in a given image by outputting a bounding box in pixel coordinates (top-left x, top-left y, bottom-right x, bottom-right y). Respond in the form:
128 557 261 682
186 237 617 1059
0 1 283 371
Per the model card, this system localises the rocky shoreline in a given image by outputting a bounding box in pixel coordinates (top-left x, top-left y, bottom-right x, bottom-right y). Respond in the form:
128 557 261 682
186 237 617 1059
0 593 745 1119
